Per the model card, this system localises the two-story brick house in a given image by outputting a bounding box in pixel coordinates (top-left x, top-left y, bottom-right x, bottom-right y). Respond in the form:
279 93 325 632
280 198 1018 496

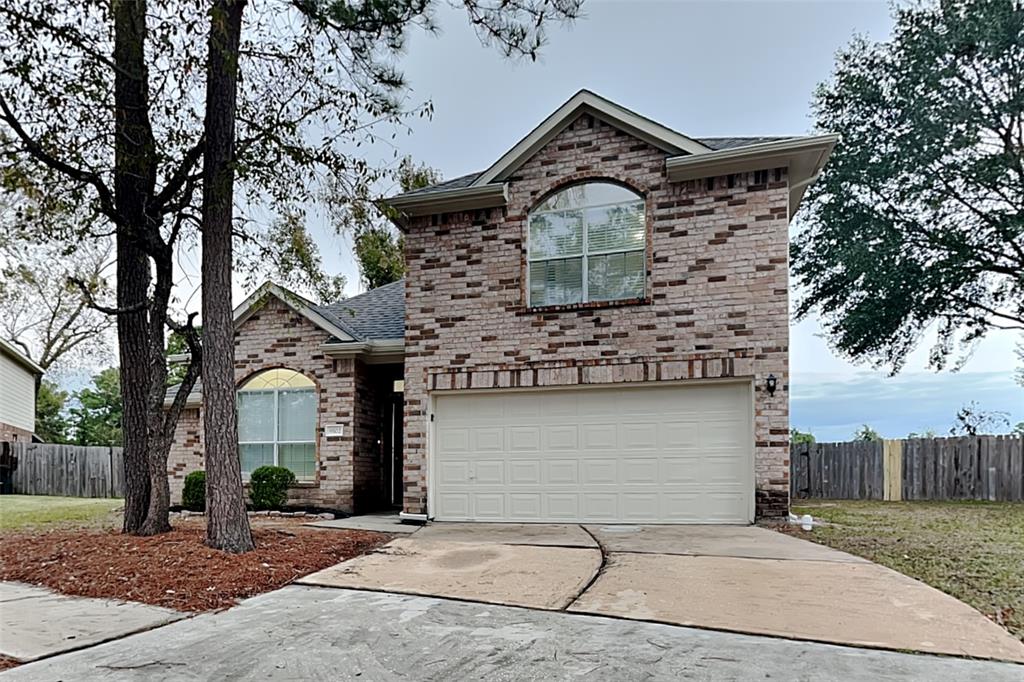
167 90 834 523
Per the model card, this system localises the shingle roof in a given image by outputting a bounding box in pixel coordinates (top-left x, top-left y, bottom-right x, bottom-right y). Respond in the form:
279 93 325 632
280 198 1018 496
391 172 482 199
393 138 800 199
314 279 405 343
695 136 795 151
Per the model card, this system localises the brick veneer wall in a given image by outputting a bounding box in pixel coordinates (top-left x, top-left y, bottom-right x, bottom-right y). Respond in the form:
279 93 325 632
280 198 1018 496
0 422 34 442
167 297 378 512
402 114 791 519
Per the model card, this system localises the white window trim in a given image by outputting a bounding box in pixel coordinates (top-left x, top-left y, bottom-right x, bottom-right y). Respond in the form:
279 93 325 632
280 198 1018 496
238 386 316 482
527 188 646 307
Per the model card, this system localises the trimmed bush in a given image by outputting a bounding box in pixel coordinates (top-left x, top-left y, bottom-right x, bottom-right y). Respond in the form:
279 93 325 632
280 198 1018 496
182 470 206 512
249 465 296 510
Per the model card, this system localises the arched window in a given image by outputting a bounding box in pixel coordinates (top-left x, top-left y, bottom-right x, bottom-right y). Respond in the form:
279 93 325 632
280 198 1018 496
528 182 646 307
237 368 316 481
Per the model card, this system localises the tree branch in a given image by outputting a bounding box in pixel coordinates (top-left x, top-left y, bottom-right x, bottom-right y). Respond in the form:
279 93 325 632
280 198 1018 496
0 95 117 220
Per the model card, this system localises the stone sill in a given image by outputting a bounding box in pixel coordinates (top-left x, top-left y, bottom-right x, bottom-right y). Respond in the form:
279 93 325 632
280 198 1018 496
523 297 650 315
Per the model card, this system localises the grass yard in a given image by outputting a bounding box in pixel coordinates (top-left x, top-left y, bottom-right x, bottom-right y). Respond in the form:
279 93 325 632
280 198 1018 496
784 500 1024 641
0 495 123 531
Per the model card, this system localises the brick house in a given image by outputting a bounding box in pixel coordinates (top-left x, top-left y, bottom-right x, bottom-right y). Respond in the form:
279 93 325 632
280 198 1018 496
167 90 835 523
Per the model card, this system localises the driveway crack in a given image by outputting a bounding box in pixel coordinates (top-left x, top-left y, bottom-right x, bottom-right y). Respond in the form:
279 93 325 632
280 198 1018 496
564 525 608 611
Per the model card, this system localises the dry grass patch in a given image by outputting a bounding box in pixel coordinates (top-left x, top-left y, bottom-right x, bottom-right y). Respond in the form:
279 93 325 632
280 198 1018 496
779 500 1024 641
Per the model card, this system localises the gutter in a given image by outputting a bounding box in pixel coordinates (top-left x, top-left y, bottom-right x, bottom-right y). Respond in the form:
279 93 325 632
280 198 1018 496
385 182 507 224
320 339 405 364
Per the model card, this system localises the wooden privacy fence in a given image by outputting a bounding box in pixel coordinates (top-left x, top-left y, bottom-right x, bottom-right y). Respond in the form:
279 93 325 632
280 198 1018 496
792 436 1023 502
1 442 124 498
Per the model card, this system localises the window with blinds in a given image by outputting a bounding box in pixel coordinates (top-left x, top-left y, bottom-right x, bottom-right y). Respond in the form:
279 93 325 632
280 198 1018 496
528 182 646 307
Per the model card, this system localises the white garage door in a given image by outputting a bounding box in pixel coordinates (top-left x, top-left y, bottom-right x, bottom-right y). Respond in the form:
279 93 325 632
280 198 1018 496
431 382 753 524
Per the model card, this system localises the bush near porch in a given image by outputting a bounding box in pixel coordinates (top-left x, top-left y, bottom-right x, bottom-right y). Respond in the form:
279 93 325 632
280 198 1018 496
781 500 1024 641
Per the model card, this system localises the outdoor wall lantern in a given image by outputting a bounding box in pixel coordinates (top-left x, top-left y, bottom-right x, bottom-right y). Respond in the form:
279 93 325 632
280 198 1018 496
765 374 778 396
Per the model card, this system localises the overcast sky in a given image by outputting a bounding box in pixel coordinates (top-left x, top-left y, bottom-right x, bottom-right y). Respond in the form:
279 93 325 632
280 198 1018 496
202 0 1021 440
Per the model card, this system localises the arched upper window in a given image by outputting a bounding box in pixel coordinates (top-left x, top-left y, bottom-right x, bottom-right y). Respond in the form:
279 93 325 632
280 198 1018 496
528 182 646 307
237 368 316 481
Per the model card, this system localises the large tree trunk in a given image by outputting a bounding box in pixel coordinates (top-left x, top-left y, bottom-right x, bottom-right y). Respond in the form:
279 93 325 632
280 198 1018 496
202 0 253 553
112 0 156 534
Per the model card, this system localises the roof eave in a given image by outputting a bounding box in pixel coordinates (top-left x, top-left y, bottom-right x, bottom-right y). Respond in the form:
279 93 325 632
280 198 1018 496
664 134 838 216
386 183 507 224
0 337 44 376
320 339 404 364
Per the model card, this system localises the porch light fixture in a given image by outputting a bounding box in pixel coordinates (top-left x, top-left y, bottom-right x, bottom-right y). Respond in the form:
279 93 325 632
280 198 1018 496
766 374 778 396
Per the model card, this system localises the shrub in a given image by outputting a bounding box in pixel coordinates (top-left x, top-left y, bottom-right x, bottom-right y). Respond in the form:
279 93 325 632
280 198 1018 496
182 470 206 512
249 465 295 510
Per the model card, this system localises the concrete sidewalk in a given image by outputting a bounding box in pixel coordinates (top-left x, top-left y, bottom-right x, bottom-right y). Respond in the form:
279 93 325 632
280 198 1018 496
0 582 185 663
5 586 1022 681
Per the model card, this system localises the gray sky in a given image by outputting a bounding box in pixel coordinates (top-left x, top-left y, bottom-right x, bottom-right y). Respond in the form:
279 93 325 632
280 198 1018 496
227 0 1022 440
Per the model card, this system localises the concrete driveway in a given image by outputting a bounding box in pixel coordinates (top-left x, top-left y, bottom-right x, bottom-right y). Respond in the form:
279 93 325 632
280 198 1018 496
299 521 1024 664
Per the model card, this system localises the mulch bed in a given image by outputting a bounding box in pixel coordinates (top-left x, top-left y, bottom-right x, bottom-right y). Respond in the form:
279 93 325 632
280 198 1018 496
0 656 19 671
0 523 390 612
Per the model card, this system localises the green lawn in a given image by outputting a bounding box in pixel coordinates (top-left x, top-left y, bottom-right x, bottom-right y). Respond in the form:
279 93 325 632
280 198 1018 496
0 495 123 531
788 500 1024 641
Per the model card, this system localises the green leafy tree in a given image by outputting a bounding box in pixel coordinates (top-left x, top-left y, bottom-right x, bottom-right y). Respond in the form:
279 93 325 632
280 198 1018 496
792 0 1024 372
348 157 442 289
70 368 123 447
35 380 70 443
1013 421 1024 436
853 424 881 442
790 428 816 445
907 428 937 439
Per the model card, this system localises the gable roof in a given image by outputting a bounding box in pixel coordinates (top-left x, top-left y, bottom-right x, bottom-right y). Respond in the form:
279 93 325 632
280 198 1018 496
386 90 836 220
473 89 712 187
233 282 357 342
0 337 44 376
164 280 406 407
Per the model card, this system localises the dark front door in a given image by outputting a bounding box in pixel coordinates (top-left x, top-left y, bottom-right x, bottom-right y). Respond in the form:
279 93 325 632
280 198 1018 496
390 392 404 507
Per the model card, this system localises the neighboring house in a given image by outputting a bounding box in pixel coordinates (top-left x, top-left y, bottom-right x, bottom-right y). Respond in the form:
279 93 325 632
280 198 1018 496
0 337 44 442
168 90 835 523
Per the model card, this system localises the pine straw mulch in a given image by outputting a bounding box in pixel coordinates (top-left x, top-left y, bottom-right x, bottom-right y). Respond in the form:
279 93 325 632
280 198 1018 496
0 523 391 612
0 656 20 671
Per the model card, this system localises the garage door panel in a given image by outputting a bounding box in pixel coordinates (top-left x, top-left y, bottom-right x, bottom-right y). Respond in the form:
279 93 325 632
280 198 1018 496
438 428 470 453
474 494 505 519
509 494 542 518
581 423 617 449
661 420 701 449
432 382 752 524
622 458 659 484
544 425 579 450
438 460 472 484
473 428 504 452
662 457 702 484
508 460 542 485
475 460 505 485
583 493 618 519
621 493 659 520
620 422 659 450
582 458 618 484
547 459 579 484
509 427 541 451
547 494 581 519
